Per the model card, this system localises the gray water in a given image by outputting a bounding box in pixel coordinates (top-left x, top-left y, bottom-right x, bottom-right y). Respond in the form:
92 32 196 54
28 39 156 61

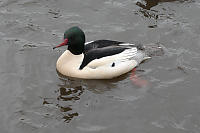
0 0 200 133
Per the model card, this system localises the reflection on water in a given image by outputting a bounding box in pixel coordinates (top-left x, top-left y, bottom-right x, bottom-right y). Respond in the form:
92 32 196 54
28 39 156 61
57 86 82 123
136 0 189 10
56 70 125 93
135 0 191 28
43 79 84 123
57 86 83 101
136 0 161 10
47 71 127 122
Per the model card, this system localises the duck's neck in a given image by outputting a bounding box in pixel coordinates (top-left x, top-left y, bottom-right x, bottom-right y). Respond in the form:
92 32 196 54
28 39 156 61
57 50 84 69
68 43 84 55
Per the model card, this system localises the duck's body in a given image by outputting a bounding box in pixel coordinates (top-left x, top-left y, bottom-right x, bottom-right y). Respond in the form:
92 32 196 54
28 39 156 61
54 27 162 79
56 40 147 79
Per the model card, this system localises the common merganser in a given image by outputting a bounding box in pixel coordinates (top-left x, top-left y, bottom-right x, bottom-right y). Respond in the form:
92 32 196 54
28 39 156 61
53 26 162 79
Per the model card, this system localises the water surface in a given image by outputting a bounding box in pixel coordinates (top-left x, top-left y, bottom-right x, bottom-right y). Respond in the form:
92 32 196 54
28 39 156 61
0 0 200 133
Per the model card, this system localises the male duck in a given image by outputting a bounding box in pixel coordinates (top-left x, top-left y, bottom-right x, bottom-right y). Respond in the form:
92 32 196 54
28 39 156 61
54 26 162 79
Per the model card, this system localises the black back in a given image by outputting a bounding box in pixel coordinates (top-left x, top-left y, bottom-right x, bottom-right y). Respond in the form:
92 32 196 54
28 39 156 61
84 40 124 53
79 40 129 69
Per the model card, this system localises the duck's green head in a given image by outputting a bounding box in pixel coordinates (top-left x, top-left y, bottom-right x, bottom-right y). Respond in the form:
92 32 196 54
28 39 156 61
53 26 85 55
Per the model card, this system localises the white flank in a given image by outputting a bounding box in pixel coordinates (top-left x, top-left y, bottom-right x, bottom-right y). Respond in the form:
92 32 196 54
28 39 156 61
56 46 147 79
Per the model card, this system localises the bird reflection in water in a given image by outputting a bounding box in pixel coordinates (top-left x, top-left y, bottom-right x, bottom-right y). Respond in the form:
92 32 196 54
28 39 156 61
51 71 128 123
43 78 84 123
57 84 84 123
58 86 83 101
